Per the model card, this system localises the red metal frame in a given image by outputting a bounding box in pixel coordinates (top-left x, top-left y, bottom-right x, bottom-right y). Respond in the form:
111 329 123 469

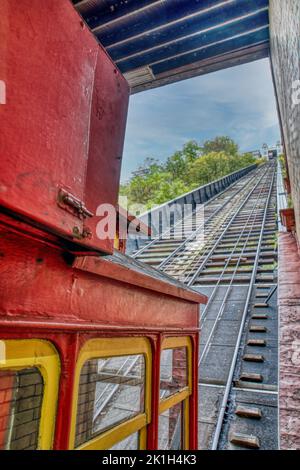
280 208 296 232
0 215 205 449
0 373 14 448
0 0 129 254
0 0 207 450
0 327 199 450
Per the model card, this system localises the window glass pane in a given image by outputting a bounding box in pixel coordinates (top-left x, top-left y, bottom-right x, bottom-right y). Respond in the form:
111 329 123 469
109 432 139 450
75 354 145 448
160 347 187 399
158 402 183 450
0 368 44 450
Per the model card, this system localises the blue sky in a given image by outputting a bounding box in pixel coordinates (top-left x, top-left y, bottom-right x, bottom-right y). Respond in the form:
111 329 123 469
121 58 281 182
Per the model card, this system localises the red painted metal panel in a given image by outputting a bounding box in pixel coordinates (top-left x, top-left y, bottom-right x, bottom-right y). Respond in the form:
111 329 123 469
0 0 129 254
83 51 129 253
0 0 97 237
0 0 199 448
147 334 162 450
0 373 14 448
73 255 207 305
0 220 200 330
189 334 199 450
0 217 200 450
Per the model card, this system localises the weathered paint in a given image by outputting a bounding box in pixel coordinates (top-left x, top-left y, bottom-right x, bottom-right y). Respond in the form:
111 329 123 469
0 222 204 328
0 0 129 254
91 0 268 47
151 27 269 76
114 9 269 71
83 48 129 253
73 0 270 92
0 0 206 450
108 1 267 59
0 212 204 448
0 373 14 448
0 214 202 449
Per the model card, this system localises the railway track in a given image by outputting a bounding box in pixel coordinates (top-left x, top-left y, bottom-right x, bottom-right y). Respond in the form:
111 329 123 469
132 161 278 450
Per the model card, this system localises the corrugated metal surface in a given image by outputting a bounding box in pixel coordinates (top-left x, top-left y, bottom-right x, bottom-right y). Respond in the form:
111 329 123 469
72 0 270 92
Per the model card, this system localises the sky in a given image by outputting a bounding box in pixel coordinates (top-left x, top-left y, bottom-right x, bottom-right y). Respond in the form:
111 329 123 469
120 58 281 182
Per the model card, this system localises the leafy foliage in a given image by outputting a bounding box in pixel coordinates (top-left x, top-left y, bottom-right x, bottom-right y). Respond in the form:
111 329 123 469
120 136 262 209
200 136 239 155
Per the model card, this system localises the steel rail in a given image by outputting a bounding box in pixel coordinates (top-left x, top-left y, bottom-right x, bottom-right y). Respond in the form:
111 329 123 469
197 165 273 323
159 166 268 278
94 356 131 408
163 166 269 282
184 165 270 286
132 166 259 258
94 355 141 420
198 167 274 366
133 203 201 258
157 168 262 270
211 164 276 450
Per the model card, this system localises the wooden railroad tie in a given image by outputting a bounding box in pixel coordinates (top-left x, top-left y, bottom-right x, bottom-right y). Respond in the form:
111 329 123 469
243 354 265 363
254 303 268 308
235 405 262 420
247 339 267 347
256 284 273 289
239 372 264 383
249 325 267 333
225 257 248 264
230 432 260 449
252 313 268 320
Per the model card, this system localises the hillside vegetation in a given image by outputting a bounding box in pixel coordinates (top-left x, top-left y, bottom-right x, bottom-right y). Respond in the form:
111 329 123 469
120 136 264 209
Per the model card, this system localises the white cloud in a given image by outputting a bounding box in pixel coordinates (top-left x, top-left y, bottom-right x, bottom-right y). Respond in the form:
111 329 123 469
121 58 281 181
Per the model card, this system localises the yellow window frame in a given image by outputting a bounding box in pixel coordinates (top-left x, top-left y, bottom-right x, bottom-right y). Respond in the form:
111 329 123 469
69 337 152 450
159 337 193 450
0 339 60 450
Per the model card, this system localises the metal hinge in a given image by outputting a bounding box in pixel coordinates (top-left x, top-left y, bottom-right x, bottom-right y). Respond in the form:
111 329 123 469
57 188 94 220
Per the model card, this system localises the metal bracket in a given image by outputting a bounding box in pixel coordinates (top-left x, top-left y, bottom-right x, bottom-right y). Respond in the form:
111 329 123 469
57 188 94 220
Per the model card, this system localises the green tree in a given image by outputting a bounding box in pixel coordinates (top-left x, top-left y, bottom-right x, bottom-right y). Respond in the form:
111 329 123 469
119 137 256 208
182 140 201 161
187 152 230 186
200 136 239 156
165 151 186 179
165 140 201 180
